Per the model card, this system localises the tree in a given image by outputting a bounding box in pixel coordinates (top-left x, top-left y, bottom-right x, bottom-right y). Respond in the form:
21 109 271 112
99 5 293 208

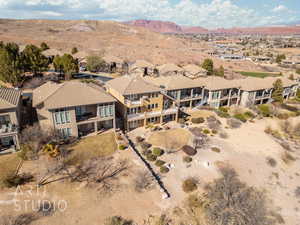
202 58 214 75
272 79 284 103
275 54 286 64
0 43 23 85
60 54 78 80
71 47 78 55
22 44 49 75
86 55 106 72
40 42 49 51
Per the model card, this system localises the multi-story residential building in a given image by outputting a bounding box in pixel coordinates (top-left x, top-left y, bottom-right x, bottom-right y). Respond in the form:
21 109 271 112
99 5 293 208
105 75 178 131
0 87 22 152
239 77 298 107
33 81 116 138
144 75 206 108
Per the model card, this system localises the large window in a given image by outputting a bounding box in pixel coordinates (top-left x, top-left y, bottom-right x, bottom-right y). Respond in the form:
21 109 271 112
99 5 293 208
98 104 114 118
58 128 72 138
53 109 71 125
212 91 219 100
0 115 10 125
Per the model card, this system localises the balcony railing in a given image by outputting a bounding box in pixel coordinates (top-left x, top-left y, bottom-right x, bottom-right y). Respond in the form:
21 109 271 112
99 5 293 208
125 99 142 107
76 112 97 122
0 124 18 134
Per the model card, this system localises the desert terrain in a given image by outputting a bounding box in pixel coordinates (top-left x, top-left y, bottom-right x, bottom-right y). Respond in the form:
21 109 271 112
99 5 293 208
0 19 267 71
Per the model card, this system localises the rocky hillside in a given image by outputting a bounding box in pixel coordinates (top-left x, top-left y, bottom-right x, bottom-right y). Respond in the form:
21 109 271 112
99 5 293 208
124 20 208 34
0 19 264 72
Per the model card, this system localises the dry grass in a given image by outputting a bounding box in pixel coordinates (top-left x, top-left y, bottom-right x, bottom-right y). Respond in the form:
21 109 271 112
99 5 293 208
0 154 21 187
148 128 191 151
188 110 215 121
65 132 117 165
281 151 296 165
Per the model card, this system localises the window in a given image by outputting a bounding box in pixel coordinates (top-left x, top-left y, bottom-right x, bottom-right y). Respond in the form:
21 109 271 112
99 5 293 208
98 104 114 118
0 115 10 125
212 91 219 100
59 128 72 138
53 109 71 125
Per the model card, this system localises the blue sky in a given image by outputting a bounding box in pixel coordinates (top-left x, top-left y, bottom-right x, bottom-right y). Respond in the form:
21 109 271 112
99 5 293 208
0 0 299 28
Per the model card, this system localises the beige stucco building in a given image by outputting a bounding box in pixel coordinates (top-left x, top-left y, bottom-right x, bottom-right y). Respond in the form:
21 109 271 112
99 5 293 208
0 87 22 152
33 81 116 138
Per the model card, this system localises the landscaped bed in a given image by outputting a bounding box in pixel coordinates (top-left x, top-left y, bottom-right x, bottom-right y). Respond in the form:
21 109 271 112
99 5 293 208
148 128 191 150
0 154 20 187
65 132 117 164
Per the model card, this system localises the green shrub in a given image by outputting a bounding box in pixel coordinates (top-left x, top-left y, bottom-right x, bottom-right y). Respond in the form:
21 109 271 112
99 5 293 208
155 160 166 167
146 154 157 162
244 111 255 118
160 166 169 173
152 148 164 156
257 104 272 117
182 178 198 193
233 113 247 123
203 129 210 134
183 156 193 163
211 147 221 153
191 117 205 124
216 110 230 118
219 107 229 113
118 145 127 150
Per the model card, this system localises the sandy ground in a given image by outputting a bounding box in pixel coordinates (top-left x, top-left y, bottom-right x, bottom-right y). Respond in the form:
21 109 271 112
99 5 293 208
1 115 300 224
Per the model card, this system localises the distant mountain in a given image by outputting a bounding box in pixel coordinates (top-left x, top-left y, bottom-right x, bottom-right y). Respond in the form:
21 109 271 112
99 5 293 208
125 19 300 35
124 20 208 34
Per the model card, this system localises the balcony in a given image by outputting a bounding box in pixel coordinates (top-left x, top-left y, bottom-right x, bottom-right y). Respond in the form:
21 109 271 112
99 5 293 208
0 123 18 134
76 112 98 122
125 99 143 107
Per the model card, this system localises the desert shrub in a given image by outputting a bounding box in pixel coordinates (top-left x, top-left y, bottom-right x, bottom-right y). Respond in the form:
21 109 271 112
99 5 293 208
257 104 273 117
279 120 293 135
38 201 55 217
211 147 221 153
277 113 290 120
182 145 197 156
155 214 171 225
244 111 255 118
118 145 126 150
219 107 229 113
135 136 144 143
233 113 247 123
216 110 230 118
140 142 152 150
266 157 277 167
219 131 228 139
191 117 205 124
204 167 275 225
183 156 193 163
141 149 151 156
294 122 300 136
182 178 198 193
203 129 210 134
281 151 296 164
160 166 169 174
0 213 39 225
104 216 133 225
3 173 34 188
264 126 272 134
226 118 242 128
134 170 154 193
155 160 166 167
187 194 203 209
146 154 157 162
211 129 218 134
295 187 300 198
152 147 164 156
281 103 298 112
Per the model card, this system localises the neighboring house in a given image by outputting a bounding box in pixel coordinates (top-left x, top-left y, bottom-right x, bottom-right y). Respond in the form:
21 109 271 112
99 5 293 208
199 77 242 108
0 87 22 152
33 81 116 138
220 54 244 61
239 77 298 107
183 64 207 79
144 75 206 108
129 60 155 76
103 55 128 74
156 63 184 76
106 75 178 131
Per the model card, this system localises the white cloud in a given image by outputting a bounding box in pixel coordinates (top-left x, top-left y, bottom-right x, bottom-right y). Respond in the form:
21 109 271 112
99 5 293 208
0 0 298 28
272 5 289 13
39 10 63 16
